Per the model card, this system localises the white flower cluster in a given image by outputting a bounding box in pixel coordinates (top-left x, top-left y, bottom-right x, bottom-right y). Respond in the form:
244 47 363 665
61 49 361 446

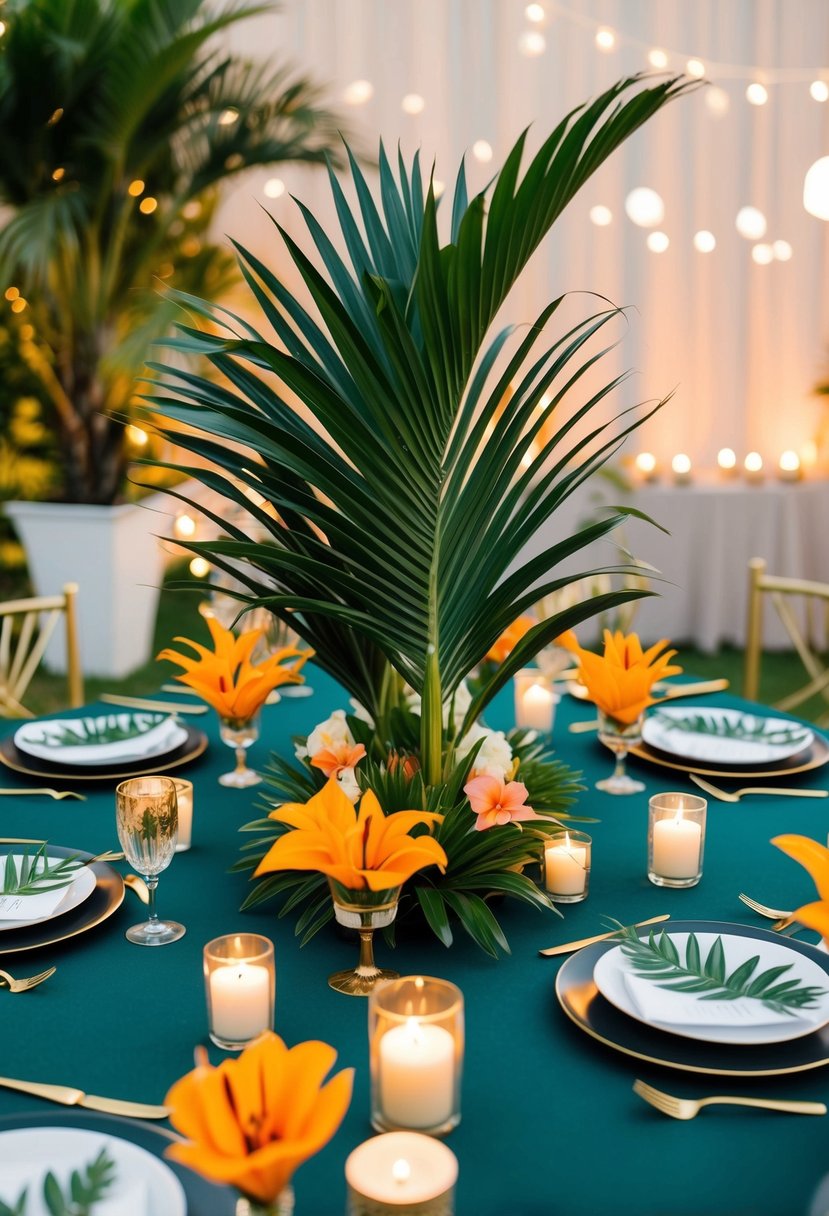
455 722 513 781
296 709 362 802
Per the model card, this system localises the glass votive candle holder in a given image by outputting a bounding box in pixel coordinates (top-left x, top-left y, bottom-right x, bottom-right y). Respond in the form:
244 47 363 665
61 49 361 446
173 778 193 851
203 933 275 1050
369 976 464 1136
648 792 707 888
513 669 559 733
543 831 591 903
346 1132 458 1216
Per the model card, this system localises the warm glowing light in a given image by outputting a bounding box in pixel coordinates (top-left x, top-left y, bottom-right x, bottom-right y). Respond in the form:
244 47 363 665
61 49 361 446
128 179 145 197
518 30 546 56
646 231 669 253
47 108 64 127
590 204 612 227
0 22 6 37
4 287 19 301
804 157 829 220
686 58 706 78
779 450 801 472
751 243 774 264
717 447 737 471
190 557 211 578
433 179 445 199
525 3 545 21
19 324 34 341
625 187 665 227
744 451 764 475
693 230 716 253
648 48 668 69
174 513 197 539
801 440 819 467
635 452 657 477
706 87 730 115
51 167 65 182
401 93 425 115
773 239 793 261
736 206 767 239
392 1159 412 1184
218 108 239 125
595 27 615 51
10 299 26 314
139 197 158 214
126 424 148 447
671 453 692 480
472 139 493 163
182 200 202 219
746 82 768 106
811 80 829 102
263 177 285 199
181 237 201 257
343 79 374 105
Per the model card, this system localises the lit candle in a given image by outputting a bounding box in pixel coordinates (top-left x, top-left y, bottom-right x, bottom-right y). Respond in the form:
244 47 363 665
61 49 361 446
378 1018 455 1130
744 451 764 483
778 450 802 482
544 831 588 897
717 447 737 477
652 809 702 879
345 1132 458 1214
173 779 193 851
671 453 692 485
516 681 556 731
209 963 271 1044
635 451 658 482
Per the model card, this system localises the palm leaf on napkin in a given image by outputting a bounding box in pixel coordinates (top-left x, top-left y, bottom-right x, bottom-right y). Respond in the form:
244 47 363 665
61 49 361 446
2 845 82 896
27 713 168 750
649 710 810 748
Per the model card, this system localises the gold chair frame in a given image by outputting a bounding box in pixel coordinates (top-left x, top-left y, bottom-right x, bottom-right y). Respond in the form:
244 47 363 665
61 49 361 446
744 557 829 723
0 583 83 717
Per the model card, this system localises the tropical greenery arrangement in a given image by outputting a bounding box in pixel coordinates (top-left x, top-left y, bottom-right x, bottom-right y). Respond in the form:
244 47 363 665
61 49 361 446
0 1148 116 1216
0 0 346 504
143 72 696 952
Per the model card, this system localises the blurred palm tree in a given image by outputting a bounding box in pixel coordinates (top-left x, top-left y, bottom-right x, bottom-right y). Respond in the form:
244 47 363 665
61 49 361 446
0 0 347 504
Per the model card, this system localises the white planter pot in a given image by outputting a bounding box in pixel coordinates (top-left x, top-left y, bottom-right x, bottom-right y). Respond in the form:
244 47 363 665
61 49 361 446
4 495 176 679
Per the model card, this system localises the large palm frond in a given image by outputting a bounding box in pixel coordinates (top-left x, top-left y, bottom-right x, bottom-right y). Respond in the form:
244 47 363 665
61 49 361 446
144 74 696 780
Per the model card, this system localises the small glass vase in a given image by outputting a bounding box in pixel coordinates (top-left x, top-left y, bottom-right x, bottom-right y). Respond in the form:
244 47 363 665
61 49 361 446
219 712 262 788
235 1187 294 1216
595 709 645 795
328 881 401 997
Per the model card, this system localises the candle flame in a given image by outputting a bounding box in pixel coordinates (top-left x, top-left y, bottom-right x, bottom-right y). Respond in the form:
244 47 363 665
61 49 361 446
405 1017 424 1045
564 830 571 849
392 1159 411 1184
672 808 685 826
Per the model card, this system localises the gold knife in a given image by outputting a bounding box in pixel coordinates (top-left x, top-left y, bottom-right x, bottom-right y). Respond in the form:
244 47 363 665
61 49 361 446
100 693 208 715
539 913 670 957
0 1075 169 1119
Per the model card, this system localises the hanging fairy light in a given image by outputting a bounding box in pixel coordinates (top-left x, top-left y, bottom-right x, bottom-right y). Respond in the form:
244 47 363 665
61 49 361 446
751 243 774 264
525 3 545 22
736 206 767 239
595 27 615 51
646 231 669 253
590 205 613 226
174 513 197 539
518 30 546 56
634 452 658 481
744 451 764 482
746 82 769 106
190 558 211 578
472 140 493 163
686 58 706 78
717 448 737 476
625 187 665 227
804 157 829 219
402 93 425 114
705 87 730 116
773 239 793 260
693 230 716 253
343 79 374 106
648 49 668 70
810 81 829 102
263 178 285 199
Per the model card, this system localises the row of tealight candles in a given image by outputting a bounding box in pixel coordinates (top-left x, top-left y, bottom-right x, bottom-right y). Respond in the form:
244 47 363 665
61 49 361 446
634 448 805 485
541 792 708 903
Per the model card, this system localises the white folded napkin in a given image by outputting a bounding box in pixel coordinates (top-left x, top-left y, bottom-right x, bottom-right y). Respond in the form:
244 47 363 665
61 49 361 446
0 1164 147 1216
623 972 825 1029
0 855 80 921
15 713 183 765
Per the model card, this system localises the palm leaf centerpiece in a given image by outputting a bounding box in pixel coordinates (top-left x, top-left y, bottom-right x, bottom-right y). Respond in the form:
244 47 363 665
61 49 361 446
146 74 696 953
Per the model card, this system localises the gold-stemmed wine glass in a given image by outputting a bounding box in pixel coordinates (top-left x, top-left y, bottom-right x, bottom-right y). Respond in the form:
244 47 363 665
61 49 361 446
218 712 262 788
115 776 184 945
595 709 646 795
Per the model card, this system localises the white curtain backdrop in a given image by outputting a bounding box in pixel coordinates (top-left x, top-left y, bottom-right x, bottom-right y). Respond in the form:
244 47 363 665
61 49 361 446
218 0 829 472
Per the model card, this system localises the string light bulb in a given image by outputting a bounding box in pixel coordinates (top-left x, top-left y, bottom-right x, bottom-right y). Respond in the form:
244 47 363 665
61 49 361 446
4 287 19 301
736 206 767 239
693 230 716 253
128 180 145 197
139 197 158 214
590 205 612 227
646 231 669 253
804 156 829 219
686 59 706 78
634 452 658 480
525 3 545 22
648 49 668 70
705 87 730 116
518 30 546 56
773 239 792 261
751 243 774 264
51 167 65 182
343 79 374 106
174 513 197 539
744 451 764 481
401 93 425 114
472 140 493 163
717 447 737 474
190 557 211 578
595 27 615 51
263 178 285 199
10 298 26 314
746 82 768 106
778 450 802 481
810 81 829 102
671 454 692 484
625 187 665 227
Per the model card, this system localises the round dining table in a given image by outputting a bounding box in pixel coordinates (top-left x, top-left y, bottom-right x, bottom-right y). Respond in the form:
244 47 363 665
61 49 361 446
1 671 828 1216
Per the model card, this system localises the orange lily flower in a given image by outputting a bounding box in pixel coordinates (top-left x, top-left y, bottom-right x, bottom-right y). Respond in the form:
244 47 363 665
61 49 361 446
158 616 312 721
254 779 448 892
486 615 536 663
772 834 829 942
165 1031 353 1205
558 628 682 725
464 774 541 831
310 740 367 779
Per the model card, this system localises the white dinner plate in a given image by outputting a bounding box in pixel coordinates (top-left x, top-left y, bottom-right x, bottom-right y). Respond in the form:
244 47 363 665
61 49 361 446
593 929 829 1046
0 854 96 933
642 705 813 765
14 713 187 768
0 1127 186 1216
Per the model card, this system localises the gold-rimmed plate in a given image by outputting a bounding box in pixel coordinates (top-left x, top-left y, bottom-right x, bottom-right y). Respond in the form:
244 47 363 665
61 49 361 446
555 920 829 1076
0 727 207 784
0 845 124 955
628 731 829 781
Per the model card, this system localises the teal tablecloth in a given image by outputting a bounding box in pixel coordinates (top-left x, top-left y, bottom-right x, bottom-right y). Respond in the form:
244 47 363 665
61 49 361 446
2 673 829 1216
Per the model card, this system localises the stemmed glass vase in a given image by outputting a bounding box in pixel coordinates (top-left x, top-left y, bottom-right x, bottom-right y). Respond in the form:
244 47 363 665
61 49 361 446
115 776 184 945
328 881 401 996
596 710 646 795
218 712 262 788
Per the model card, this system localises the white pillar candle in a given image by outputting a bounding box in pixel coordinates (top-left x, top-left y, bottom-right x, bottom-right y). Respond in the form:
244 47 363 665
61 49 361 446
346 1132 458 1211
652 811 702 879
379 1019 454 1129
173 779 193 851
209 963 271 1043
517 681 557 731
544 833 587 895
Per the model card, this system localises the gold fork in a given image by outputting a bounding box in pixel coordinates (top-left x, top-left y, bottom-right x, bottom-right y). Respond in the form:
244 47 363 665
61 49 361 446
739 892 793 921
633 1079 826 1120
690 775 828 803
0 789 86 801
0 966 56 994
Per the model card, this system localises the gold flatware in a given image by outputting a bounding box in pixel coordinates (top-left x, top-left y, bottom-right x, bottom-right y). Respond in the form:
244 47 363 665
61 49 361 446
0 966 56 993
633 1079 826 1120
568 680 732 732
738 892 792 920
99 693 208 715
82 850 124 866
539 914 670 957
124 874 150 904
0 788 86 801
690 774 828 803
0 1075 169 1119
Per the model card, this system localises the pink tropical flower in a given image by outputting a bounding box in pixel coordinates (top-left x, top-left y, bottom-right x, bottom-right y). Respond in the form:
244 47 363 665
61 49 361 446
464 775 540 832
310 741 367 779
